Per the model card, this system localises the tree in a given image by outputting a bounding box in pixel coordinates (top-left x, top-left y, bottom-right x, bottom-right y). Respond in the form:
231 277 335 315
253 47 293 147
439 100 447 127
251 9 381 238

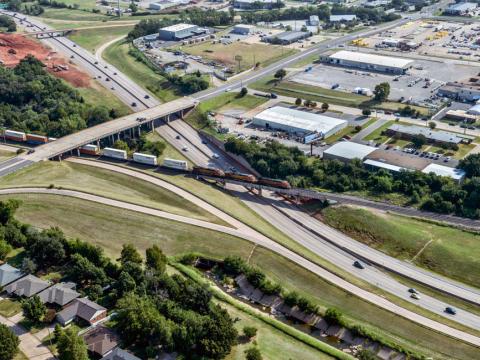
243 326 257 339
116 271 137 297
146 245 167 274
113 140 129 152
68 254 107 286
274 69 286 81
428 121 437 129
0 324 19 360
0 199 21 225
459 153 480 178
362 108 371 116
57 327 89 360
22 295 46 323
354 125 362 132
245 347 263 360
373 82 390 102
21 257 37 274
324 307 343 325
129 1 138 13
120 244 143 266
321 102 329 111
295 98 302 106
411 134 427 148
239 87 248 97
26 227 66 269
0 239 12 261
357 349 376 360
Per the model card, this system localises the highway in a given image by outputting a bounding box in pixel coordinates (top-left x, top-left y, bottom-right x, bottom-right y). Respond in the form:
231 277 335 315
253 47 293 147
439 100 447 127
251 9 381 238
2 182 480 347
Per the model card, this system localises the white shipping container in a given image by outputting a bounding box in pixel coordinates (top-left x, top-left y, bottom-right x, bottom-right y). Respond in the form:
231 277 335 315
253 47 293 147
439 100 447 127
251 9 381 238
5 130 26 138
103 147 127 160
133 152 157 166
163 158 188 171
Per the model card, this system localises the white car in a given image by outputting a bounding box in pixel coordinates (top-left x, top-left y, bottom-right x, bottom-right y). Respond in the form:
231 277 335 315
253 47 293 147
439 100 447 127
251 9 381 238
410 293 421 300
212 153 220 159
182 146 188 152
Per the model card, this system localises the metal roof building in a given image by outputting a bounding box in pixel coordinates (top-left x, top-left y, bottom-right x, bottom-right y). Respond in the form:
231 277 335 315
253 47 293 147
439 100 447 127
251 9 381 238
158 23 207 41
253 106 348 142
322 50 413 74
444 2 477 15
330 14 357 22
386 124 474 145
363 159 406 172
323 142 377 162
262 31 311 45
422 163 466 182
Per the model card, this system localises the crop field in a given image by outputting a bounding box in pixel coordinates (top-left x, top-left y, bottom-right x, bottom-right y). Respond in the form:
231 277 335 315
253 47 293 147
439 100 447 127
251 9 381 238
1 193 477 360
179 41 297 73
322 206 480 289
0 161 224 225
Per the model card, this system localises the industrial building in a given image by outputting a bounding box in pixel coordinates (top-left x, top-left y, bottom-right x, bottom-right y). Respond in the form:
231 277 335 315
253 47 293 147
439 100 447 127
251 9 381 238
308 15 320 26
322 142 377 162
321 50 414 74
158 23 207 41
363 159 407 172
329 14 357 22
262 31 312 45
386 124 474 145
437 78 480 102
422 163 466 182
232 24 256 35
444 2 477 15
252 106 348 143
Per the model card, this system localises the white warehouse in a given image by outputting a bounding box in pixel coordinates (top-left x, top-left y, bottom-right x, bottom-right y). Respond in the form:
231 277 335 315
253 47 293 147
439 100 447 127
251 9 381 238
321 50 414 74
252 106 348 143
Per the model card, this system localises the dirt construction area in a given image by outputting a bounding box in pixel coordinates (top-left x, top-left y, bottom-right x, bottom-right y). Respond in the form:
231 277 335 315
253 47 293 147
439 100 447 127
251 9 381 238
0 33 90 87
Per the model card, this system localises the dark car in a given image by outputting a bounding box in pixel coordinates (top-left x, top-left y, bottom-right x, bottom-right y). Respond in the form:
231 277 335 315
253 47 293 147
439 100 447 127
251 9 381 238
408 288 418 294
144 95 150 99
445 307 457 315
176 135 181 140
353 260 365 269
27 149 35 154
131 102 137 107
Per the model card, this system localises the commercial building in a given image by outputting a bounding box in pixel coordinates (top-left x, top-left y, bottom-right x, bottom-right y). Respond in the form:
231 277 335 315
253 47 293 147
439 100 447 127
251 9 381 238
422 163 466 182
253 106 348 143
232 24 256 35
438 82 480 102
323 142 377 162
386 124 474 145
363 159 406 172
308 15 320 26
329 14 357 22
262 31 312 45
148 2 175 10
445 109 478 123
321 50 413 74
233 0 280 10
158 23 207 41
444 2 477 15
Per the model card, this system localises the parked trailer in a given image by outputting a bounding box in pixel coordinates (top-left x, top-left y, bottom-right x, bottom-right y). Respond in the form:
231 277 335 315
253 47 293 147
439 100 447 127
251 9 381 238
4 130 26 142
102 147 127 160
80 144 100 156
133 152 157 166
163 158 188 171
26 133 48 144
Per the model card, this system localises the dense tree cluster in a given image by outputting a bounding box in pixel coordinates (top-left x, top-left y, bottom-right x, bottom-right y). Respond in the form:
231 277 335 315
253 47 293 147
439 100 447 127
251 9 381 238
112 133 166 157
165 72 209 94
0 324 19 360
225 138 480 218
0 56 116 137
0 15 16 32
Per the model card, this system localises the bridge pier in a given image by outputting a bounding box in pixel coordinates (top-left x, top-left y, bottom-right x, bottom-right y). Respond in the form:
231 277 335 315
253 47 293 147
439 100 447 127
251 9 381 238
76 148 80 157
150 121 154 132
137 126 141 137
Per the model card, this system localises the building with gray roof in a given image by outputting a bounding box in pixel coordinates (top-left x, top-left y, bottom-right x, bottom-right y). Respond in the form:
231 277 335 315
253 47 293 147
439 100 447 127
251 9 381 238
329 14 357 22
323 142 377 162
102 348 141 360
422 163 466 182
57 297 107 326
444 2 477 15
37 282 80 307
262 31 311 45
5 274 50 298
0 264 24 287
386 124 474 145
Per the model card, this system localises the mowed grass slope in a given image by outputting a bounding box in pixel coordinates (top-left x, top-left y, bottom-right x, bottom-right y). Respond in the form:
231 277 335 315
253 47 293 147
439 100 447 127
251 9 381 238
2 194 478 360
322 206 480 288
0 161 225 225
1 193 253 259
68 25 134 53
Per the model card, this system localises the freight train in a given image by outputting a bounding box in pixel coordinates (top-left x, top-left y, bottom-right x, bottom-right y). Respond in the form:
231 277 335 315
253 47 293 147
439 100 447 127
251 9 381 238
4 130 51 144
192 166 291 189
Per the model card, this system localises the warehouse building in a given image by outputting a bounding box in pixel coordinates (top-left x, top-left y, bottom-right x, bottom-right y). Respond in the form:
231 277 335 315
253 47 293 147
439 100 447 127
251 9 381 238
386 124 474 145
233 0 280 9
252 106 348 143
322 142 376 162
329 14 357 22
444 2 477 15
232 24 256 35
262 31 312 45
158 23 207 41
321 50 413 74
422 163 466 182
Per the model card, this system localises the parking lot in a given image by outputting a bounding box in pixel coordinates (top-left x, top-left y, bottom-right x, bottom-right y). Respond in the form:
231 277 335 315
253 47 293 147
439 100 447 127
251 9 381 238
290 55 479 106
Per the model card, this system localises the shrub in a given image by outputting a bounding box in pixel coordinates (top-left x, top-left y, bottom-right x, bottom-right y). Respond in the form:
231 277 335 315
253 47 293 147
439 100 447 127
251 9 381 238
243 326 258 339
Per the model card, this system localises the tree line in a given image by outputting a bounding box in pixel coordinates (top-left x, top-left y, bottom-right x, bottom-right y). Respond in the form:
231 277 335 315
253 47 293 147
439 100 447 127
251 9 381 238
0 56 122 137
225 138 480 219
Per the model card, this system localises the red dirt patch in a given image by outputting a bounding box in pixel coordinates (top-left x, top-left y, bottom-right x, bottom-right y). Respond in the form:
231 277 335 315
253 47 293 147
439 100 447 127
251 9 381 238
0 33 91 87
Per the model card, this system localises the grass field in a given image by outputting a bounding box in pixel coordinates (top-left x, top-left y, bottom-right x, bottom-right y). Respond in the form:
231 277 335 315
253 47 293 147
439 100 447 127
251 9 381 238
77 80 132 116
102 39 179 102
322 206 480 289
40 7 109 21
2 194 477 360
14 352 28 360
0 149 16 161
0 161 224 225
0 299 22 317
251 77 429 115
325 118 377 144
68 25 134 53
364 120 396 143
179 41 297 73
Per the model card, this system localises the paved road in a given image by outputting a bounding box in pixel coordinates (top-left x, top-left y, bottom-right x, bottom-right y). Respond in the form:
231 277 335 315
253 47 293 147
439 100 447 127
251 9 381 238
2 185 480 347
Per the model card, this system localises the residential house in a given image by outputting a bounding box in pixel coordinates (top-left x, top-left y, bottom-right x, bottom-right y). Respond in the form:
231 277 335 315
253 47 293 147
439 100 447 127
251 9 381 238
83 326 120 358
37 282 80 307
57 297 107 326
5 274 50 297
102 348 141 360
0 264 24 287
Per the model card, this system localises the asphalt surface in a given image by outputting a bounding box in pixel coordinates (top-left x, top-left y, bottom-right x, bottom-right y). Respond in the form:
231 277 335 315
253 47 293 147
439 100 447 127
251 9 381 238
3 183 480 346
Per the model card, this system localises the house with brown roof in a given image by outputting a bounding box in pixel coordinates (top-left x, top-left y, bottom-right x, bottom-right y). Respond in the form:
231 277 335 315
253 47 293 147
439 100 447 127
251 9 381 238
57 297 107 326
37 282 80 307
83 326 120 358
5 274 50 298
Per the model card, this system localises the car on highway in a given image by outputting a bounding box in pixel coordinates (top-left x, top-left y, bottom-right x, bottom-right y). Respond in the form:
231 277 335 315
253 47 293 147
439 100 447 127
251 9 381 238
212 153 220 159
131 102 137 107
408 288 418 294
202 140 207 144
182 146 189 152
73 44 76 47
176 135 181 140
353 260 364 269
94 61 98 64
145 95 150 99
113 72 117 75
410 293 420 300
445 307 457 315
70 55 74 59
27 149 35 154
